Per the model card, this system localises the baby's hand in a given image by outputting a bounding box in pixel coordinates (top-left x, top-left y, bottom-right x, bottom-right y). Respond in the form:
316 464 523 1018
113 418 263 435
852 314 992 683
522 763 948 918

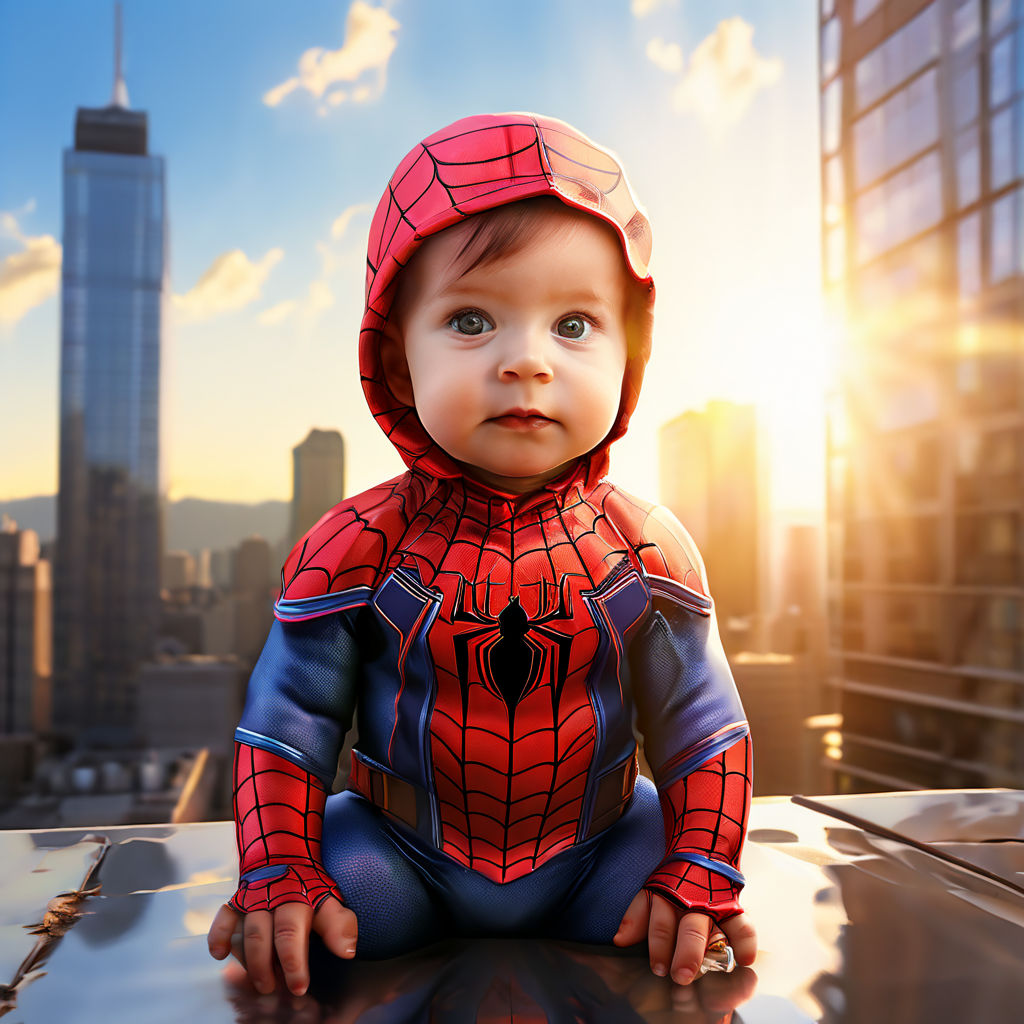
612 891 756 986
207 897 357 996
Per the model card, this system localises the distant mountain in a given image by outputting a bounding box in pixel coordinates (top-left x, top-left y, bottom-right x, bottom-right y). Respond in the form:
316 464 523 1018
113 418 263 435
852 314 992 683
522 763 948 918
165 497 289 553
0 496 55 541
0 495 289 554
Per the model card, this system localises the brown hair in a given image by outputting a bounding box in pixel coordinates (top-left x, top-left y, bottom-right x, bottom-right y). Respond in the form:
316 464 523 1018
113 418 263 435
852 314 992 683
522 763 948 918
390 196 651 356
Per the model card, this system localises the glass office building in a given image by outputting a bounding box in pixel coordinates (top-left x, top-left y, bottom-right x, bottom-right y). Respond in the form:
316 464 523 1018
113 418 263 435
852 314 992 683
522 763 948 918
54 95 166 741
822 0 1024 790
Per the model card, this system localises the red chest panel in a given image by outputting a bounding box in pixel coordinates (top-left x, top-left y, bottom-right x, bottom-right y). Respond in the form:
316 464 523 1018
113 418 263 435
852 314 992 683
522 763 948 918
398 485 631 882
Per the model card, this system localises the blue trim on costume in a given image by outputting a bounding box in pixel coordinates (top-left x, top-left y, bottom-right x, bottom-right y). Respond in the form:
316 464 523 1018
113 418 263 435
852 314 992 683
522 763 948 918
578 562 649 839
241 864 288 884
274 587 373 621
662 852 746 889
234 726 335 785
656 722 750 789
646 573 713 616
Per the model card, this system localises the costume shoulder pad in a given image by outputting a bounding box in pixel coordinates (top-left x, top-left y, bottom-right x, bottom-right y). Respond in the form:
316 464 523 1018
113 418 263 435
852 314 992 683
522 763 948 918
602 486 711 615
275 475 410 622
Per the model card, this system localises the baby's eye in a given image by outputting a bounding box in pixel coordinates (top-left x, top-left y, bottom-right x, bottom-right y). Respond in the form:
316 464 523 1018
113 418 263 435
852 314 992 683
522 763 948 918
556 315 592 341
448 310 493 335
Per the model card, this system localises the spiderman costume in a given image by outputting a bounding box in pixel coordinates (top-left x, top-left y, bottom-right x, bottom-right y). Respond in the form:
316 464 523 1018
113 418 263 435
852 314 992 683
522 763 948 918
227 114 753 958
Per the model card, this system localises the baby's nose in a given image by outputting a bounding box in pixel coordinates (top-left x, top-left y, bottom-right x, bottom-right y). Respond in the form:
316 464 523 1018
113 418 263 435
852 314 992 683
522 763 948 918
498 329 554 381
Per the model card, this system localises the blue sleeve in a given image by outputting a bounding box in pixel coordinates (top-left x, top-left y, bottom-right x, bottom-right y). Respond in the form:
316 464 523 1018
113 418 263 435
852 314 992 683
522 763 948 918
235 613 359 786
628 579 748 789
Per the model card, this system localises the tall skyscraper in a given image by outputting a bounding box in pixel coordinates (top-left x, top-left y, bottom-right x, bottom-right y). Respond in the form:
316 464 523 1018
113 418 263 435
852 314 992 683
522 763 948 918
53 12 167 741
659 401 769 652
290 429 345 547
820 0 1024 789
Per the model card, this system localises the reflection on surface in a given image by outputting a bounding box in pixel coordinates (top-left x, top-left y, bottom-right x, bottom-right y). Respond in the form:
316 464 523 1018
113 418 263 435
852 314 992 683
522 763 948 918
7 799 1024 1023
0 834 109 1018
796 790 1024 891
219 937 757 1023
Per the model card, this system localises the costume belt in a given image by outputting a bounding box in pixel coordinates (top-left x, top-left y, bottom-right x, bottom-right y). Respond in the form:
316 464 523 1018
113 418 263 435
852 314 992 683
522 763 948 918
347 748 639 845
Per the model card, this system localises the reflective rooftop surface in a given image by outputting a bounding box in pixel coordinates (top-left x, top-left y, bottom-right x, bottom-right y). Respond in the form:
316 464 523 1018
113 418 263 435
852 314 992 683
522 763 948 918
3 791 1023 1022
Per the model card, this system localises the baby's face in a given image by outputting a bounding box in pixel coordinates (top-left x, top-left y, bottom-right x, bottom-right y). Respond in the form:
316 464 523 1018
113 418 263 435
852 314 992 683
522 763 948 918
390 208 630 493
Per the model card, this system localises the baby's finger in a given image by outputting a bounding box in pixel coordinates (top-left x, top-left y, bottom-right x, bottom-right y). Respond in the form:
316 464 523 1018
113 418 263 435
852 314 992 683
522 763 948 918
646 894 680 978
612 889 650 947
242 909 276 995
273 902 314 996
670 911 711 986
313 897 359 959
720 912 758 967
207 903 240 960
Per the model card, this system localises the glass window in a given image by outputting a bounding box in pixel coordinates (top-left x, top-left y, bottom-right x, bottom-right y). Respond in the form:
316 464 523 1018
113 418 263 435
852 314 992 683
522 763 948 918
854 107 884 185
855 154 942 263
853 71 939 187
958 212 982 295
907 151 943 237
956 127 981 206
856 184 886 263
953 61 979 127
991 32 1014 107
990 0 1016 37
826 223 846 283
1016 98 1024 180
906 4 940 72
856 48 883 110
906 69 939 158
854 0 884 23
823 78 842 155
824 155 844 225
990 188 1020 281
822 18 841 81
953 0 981 48
877 376 940 430
854 5 939 111
992 105 1015 189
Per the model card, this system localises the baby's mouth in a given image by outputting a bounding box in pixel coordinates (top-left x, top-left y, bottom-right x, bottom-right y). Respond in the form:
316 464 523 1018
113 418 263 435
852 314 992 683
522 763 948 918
488 408 555 431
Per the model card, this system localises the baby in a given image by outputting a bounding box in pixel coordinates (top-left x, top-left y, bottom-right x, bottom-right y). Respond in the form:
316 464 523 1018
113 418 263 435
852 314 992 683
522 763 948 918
208 113 757 997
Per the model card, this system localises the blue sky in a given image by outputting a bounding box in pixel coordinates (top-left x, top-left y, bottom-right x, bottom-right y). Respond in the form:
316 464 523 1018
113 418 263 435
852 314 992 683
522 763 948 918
0 0 823 511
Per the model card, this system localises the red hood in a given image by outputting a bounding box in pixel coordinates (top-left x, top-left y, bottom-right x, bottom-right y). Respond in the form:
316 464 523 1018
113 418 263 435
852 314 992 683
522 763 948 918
359 112 655 492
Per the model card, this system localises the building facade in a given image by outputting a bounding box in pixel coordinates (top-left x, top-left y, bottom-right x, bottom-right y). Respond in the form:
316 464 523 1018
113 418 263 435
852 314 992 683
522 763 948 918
821 0 1024 789
53 82 167 740
659 402 768 652
290 428 345 548
0 523 51 736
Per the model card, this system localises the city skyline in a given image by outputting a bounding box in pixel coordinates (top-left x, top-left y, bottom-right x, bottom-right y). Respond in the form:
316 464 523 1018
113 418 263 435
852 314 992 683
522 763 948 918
0 1 825 515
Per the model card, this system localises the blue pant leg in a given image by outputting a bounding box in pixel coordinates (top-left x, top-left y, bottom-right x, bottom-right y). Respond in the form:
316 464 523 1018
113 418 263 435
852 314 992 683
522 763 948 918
553 775 666 944
321 791 448 959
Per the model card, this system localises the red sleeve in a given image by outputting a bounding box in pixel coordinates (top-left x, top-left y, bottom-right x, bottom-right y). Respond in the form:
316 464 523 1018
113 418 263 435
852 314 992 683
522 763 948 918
643 733 752 922
226 742 344 914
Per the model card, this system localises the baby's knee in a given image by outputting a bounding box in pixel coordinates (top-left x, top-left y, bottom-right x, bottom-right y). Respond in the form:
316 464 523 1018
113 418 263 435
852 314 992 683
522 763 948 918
321 793 441 958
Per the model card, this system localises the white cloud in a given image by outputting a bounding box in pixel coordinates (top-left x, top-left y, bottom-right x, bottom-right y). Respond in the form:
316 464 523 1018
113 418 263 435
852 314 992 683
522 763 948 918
631 0 672 16
263 79 299 108
306 279 334 317
315 240 337 280
263 1 400 110
0 208 61 328
256 277 334 328
256 205 369 327
646 36 683 74
330 203 370 240
174 248 283 323
257 300 297 326
670 18 782 130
